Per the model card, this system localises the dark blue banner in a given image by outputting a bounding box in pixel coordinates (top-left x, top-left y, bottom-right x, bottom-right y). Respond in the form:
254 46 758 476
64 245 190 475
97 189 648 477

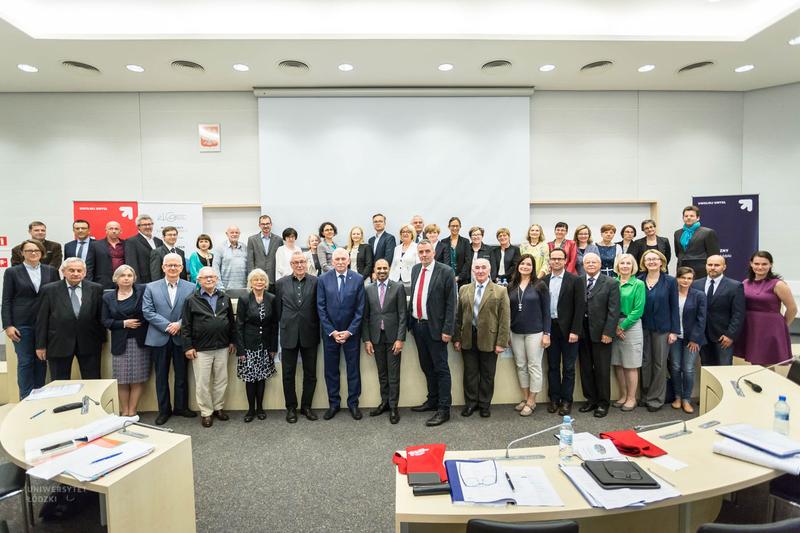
692 194 759 281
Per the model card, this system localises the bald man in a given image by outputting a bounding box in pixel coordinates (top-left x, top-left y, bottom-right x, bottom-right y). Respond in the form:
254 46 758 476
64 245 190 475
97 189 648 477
94 220 126 289
213 225 247 290
692 255 745 366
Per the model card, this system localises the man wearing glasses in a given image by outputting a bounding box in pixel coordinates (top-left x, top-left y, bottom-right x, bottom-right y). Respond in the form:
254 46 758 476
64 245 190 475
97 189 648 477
124 214 164 283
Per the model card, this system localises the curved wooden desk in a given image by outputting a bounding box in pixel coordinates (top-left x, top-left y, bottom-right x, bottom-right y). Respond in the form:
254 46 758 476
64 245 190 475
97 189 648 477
395 365 799 533
0 380 196 533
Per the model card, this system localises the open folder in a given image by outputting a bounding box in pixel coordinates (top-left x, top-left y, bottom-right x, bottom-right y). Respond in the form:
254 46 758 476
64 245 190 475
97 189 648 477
445 460 563 507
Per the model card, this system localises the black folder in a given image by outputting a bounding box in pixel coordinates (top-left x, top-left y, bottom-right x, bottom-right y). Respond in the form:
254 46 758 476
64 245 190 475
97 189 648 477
581 460 660 490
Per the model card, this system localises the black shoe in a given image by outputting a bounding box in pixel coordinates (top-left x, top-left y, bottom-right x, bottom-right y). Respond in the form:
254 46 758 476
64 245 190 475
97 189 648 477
389 409 400 424
426 411 450 427
323 407 340 420
578 403 598 413
256 410 267 420
244 410 255 423
370 403 389 417
558 402 573 416
349 406 363 420
461 405 477 417
594 406 608 418
411 402 437 413
155 413 171 425
300 408 318 421
479 408 491 418
173 409 197 418
286 408 297 423
547 401 559 414
213 410 229 421
646 405 662 413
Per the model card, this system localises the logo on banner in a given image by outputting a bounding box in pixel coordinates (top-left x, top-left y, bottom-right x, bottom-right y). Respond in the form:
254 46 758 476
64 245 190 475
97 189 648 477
738 199 754 212
0 236 7 247
0 258 7 268
157 212 188 223
119 206 134 220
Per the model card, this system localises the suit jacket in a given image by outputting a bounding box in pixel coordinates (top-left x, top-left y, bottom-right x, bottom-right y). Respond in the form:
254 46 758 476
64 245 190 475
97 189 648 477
543 271 585 338
93 239 125 289
462 244 494 284
674 226 720 263
235 291 279 355
454 281 511 352
101 285 147 355
692 276 745 342
1 263 60 329
245 233 283 286
317 269 365 338
368 232 397 266
680 288 707 346
125 234 164 284
35 280 105 357
630 235 672 266
489 245 521 282
274 274 320 349
362 279 407 344
637 272 681 334
149 245 189 282
407 261 458 340
352 243 374 279
64 239 98 281
580 274 621 343
435 236 471 284
141 277 196 347
11 239 62 267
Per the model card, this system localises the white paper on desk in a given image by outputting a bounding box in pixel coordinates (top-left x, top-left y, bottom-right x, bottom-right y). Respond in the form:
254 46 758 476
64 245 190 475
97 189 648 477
24 429 77 463
27 445 103 480
73 415 139 442
651 455 688 471
716 424 800 457
560 465 680 510
66 441 155 482
575 439 623 462
24 383 83 401
456 462 563 507
506 467 564 507
713 438 800 475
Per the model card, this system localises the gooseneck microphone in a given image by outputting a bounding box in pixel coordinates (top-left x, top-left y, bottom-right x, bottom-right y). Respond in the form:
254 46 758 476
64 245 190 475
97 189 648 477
732 355 798 397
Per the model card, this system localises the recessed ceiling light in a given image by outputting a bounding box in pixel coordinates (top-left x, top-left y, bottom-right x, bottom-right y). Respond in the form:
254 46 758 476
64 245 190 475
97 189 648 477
438 63 454 72
789 35 800 46
17 64 38 73
338 63 354 72
538 64 556 72
638 64 655 73
734 64 755 73
233 63 250 72
126 64 144 73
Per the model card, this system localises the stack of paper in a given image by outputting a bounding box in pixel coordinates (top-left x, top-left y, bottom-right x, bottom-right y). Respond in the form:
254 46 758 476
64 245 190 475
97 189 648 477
713 438 800 475
28 441 155 481
715 424 800 457
446 460 563 507
24 383 83 401
572 433 624 462
73 415 139 442
560 465 680 510
24 429 78 463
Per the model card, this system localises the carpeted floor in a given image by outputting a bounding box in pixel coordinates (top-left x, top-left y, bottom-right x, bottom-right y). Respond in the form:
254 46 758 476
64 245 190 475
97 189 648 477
0 401 780 532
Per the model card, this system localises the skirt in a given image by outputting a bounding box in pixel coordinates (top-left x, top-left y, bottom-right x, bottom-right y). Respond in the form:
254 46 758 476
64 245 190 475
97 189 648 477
112 338 151 384
237 346 277 383
611 318 644 369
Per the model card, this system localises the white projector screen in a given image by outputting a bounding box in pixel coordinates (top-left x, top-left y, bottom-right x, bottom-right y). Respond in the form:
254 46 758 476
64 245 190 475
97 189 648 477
258 96 530 247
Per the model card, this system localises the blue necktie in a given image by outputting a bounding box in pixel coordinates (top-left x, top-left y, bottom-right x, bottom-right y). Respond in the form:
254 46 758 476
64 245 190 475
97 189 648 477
338 274 345 298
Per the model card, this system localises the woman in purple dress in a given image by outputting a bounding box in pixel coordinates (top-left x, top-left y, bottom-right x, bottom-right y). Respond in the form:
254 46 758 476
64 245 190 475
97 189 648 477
735 251 797 365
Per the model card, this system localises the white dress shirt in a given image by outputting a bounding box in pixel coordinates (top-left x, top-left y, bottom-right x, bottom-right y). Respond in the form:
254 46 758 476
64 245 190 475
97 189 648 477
412 262 434 320
705 274 724 296
24 262 42 292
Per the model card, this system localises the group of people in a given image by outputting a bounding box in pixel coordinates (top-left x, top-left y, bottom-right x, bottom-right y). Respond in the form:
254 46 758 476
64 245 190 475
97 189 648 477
2 206 796 428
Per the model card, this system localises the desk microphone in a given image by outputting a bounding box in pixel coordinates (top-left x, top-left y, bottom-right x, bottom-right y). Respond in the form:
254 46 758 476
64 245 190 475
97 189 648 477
502 423 561 460
732 355 798 397
633 419 691 440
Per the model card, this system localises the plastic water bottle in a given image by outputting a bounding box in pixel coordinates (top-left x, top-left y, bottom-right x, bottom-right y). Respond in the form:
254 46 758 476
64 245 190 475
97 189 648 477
774 395 790 436
559 416 574 463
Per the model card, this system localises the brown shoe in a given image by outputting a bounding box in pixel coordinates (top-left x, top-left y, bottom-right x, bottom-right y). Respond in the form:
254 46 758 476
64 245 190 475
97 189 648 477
201 416 213 428
558 402 572 416
682 401 694 414
213 410 229 421
547 401 559 414
671 399 682 409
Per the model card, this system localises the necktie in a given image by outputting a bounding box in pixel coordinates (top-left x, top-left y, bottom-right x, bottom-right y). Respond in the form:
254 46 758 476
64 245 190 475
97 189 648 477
416 267 427 318
338 274 345 295
473 284 484 326
76 241 85 260
170 248 176 254
586 277 595 298
707 278 715 301
69 285 80 318
379 282 386 330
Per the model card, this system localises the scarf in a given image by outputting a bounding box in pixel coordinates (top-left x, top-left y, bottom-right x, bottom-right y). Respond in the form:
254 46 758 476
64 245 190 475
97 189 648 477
679 222 701 250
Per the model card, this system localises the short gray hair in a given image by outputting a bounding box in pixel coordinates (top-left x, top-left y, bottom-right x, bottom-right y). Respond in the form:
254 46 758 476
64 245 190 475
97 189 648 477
60 257 86 271
135 214 152 225
247 268 270 289
162 252 182 265
582 252 601 263
472 258 491 269
112 264 137 283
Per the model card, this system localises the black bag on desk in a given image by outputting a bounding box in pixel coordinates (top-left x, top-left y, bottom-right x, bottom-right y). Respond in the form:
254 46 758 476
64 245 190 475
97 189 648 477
582 460 660 489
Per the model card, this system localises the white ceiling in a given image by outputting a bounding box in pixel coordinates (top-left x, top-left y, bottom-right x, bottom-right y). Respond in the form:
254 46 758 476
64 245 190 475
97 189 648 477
1 0 800 92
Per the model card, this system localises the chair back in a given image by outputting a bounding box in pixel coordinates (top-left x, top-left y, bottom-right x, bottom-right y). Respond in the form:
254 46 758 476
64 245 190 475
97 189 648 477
466 519 579 533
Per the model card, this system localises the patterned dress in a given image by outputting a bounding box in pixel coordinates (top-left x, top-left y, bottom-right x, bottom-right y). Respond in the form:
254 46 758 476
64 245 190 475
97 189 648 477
236 300 277 382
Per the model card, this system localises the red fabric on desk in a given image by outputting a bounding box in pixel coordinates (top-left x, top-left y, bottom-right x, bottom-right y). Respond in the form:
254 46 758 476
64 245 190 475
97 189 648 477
599 430 667 458
392 443 448 482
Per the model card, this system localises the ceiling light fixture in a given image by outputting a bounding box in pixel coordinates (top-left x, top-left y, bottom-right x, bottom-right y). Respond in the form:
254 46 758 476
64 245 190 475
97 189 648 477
126 64 144 73
734 64 755 73
538 64 556 72
338 63 354 72
233 63 250 72
638 64 655 73
17 63 38 73
789 35 800 46
438 63 454 72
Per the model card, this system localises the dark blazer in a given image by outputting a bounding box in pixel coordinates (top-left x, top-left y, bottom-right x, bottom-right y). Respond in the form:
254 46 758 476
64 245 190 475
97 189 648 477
407 261 458 340
1 263 60 329
317 269 365 337
674 226 720 264
489 245 521 282
125 234 164 284
101 285 147 355
435 235 470 284
580 274 621 342
462 244 494 285
680 288 707 346
246 233 284 286
64 239 98 282
93 239 125 289
368 232 397 266
630 235 672 266
543 270 585 338
235 291 279 355
692 276 745 342
274 274 320 349
352 243 374 279
637 272 681 334
35 280 106 358
149 245 189 282
11 239 62 267
362 279 407 344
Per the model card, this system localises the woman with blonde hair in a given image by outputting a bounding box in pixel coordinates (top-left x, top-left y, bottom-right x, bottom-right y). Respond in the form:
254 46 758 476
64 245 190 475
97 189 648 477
346 226 374 279
610 254 645 412
389 224 418 288
520 224 550 278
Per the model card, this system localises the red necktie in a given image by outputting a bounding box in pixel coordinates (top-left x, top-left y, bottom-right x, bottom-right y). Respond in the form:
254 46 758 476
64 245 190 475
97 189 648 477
416 266 427 318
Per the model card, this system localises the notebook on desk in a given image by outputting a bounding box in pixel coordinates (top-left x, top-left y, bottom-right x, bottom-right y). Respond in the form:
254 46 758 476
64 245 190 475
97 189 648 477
445 460 563 507
716 424 800 457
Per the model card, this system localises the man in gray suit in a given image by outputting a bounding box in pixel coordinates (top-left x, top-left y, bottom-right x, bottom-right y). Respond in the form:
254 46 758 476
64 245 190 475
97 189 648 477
142 252 197 425
362 259 407 424
246 214 283 289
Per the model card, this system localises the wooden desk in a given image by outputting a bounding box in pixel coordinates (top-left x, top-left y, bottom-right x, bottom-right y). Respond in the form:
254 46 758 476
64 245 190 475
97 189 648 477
0 380 197 533
395 365 799 533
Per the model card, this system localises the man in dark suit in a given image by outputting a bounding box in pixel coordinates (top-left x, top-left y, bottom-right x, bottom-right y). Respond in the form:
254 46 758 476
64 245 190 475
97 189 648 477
368 213 397 270
94 221 126 290
142 252 198 425
149 226 189 282
408 239 458 427
411 215 425 244
543 247 586 416
692 255 745 366
124 214 163 284
35 257 105 380
64 219 97 282
10 221 62 267
362 259 407 424
3 239 60 398
275 250 320 423
674 205 720 278
577 253 620 418
245 214 283 288
317 248 366 420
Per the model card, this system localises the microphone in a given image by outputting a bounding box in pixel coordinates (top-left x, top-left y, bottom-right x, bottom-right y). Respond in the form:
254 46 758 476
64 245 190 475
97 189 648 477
502 423 562 460
732 355 799 397
633 419 692 440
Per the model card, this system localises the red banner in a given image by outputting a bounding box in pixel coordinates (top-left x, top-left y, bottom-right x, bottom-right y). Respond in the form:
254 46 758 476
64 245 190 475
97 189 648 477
73 201 139 240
